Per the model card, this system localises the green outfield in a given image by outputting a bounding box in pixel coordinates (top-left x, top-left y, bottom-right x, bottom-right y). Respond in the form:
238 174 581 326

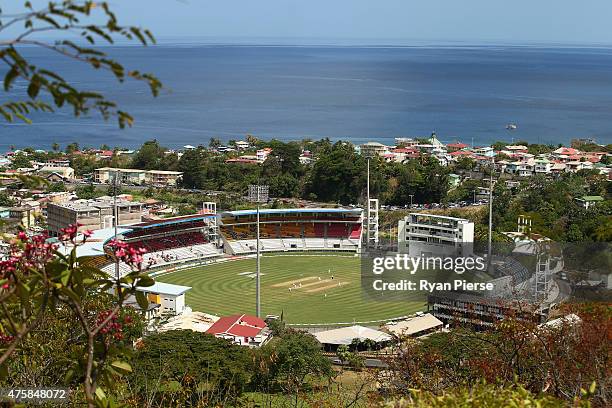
154 254 454 324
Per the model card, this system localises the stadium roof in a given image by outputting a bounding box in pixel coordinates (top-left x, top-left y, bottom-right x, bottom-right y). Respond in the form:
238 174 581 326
384 314 443 337
130 213 216 229
221 208 363 217
139 281 192 296
313 325 392 345
57 226 132 258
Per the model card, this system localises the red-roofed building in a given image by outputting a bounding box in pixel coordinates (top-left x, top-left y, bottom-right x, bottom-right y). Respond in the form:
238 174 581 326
388 147 420 162
449 150 475 158
553 147 580 157
225 157 260 164
206 314 270 347
96 150 114 160
446 142 468 152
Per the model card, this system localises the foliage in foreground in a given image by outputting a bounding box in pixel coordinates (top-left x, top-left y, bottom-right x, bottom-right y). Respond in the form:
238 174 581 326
0 227 154 408
383 303 611 407
385 383 581 408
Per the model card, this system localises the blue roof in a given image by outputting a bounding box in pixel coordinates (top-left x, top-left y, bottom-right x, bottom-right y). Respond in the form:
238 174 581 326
222 208 363 217
131 214 216 230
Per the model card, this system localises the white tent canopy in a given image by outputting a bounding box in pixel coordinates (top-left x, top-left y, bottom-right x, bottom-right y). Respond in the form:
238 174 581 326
314 325 392 345
384 313 443 337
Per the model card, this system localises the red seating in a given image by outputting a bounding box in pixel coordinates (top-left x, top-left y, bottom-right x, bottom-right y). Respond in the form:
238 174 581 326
125 220 206 239
130 231 208 252
349 225 362 239
327 224 349 237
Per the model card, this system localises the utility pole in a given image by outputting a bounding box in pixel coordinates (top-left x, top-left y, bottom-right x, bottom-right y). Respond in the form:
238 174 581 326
409 194 414 208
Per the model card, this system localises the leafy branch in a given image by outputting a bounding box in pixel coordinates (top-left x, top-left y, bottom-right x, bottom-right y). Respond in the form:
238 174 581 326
0 1 162 128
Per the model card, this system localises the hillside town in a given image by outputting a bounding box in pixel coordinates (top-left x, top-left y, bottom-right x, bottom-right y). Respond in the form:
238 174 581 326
0 134 610 232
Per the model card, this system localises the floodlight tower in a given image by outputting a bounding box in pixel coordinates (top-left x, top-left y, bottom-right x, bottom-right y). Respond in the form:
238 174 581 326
202 202 218 246
248 184 268 318
112 170 122 295
487 156 495 271
364 155 379 251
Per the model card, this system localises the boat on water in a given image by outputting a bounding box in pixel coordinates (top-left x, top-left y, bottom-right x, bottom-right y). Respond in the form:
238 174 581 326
506 123 518 130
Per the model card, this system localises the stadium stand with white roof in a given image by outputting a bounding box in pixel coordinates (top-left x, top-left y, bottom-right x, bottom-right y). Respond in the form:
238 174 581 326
74 208 364 277
219 208 363 255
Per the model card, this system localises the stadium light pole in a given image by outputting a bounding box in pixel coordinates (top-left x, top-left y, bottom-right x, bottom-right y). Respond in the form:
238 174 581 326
366 157 370 250
256 198 261 318
250 184 268 318
113 170 121 297
487 157 494 271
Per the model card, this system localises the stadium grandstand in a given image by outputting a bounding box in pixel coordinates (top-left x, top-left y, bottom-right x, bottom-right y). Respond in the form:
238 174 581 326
65 207 364 278
70 213 221 277
218 208 363 255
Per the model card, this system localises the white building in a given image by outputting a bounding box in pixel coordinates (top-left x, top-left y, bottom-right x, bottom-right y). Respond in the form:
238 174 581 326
534 158 553 174
398 213 474 257
256 148 272 162
359 142 388 158
138 282 191 315
235 141 250 150
38 165 75 180
383 313 443 338
566 161 593 173
94 167 183 187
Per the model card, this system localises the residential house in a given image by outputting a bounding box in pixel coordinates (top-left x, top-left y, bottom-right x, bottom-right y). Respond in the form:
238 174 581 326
575 195 604 209
534 158 553 174
566 161 593 173
256 148 272 162
359 142 388 158
446 142 469 152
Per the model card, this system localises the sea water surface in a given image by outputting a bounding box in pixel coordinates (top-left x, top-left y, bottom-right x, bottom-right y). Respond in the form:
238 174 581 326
1 44 612 150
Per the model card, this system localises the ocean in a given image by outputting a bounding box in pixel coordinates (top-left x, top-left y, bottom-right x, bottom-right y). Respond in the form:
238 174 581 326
2 44 612 150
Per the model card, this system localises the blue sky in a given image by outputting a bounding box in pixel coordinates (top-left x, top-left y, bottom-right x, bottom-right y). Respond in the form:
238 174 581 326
2 1 609 45
103 0 612 45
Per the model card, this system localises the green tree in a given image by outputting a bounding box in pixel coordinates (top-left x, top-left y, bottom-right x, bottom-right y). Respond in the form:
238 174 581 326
131 140 167 170
259 331 333 399
10 153 31 169
0 191 14 207
75 184 101 200
48 182 66 192
454 157 476 171
209 137 221 149
246 134 260 146
267 140 303 177
65 142 80 154
128 330 251 406
307 142 366 204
